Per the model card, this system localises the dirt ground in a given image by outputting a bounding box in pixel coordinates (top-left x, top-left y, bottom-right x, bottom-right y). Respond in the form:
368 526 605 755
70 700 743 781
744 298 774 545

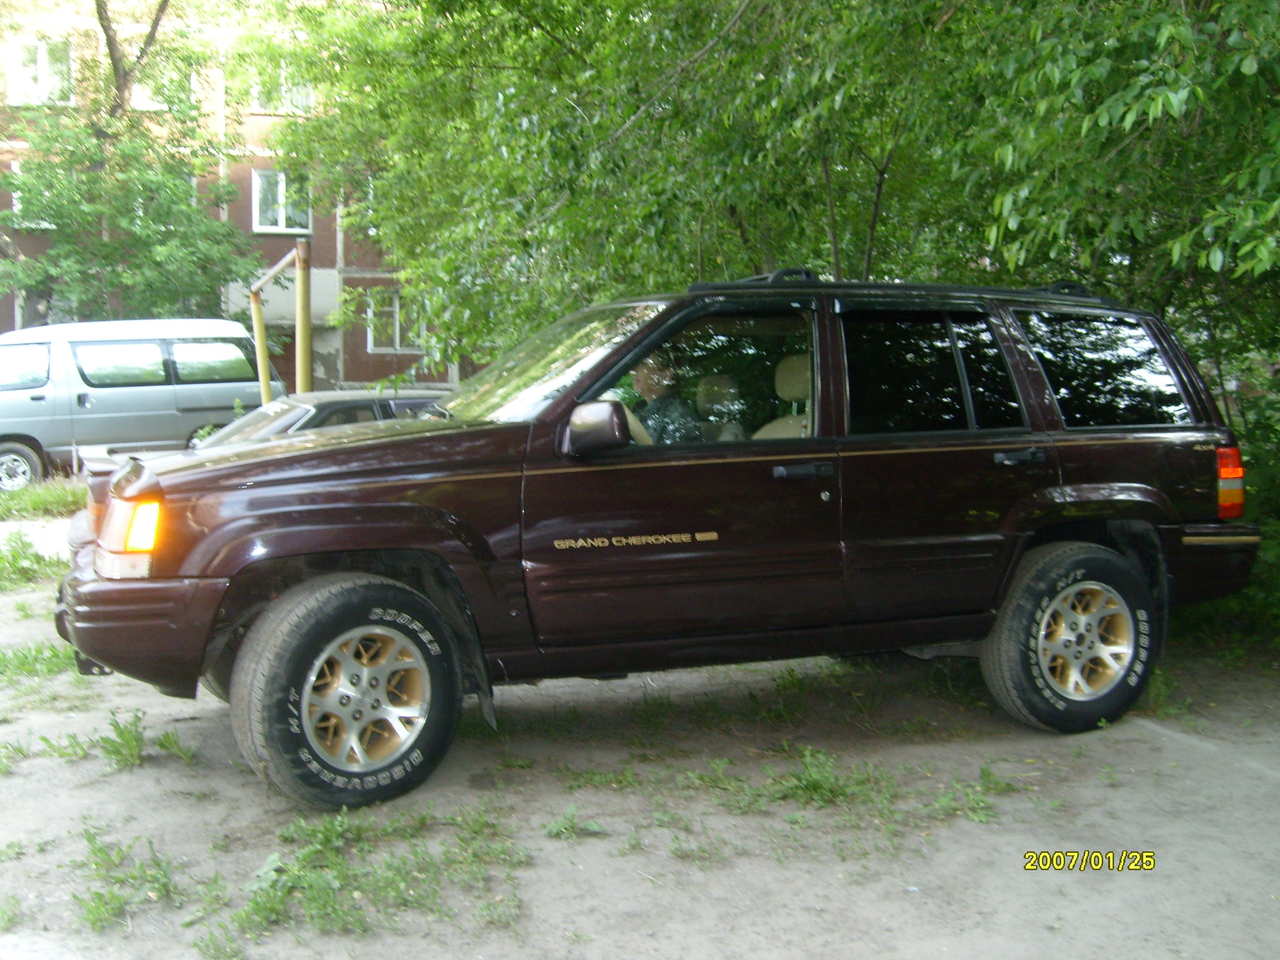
0 573 1277 960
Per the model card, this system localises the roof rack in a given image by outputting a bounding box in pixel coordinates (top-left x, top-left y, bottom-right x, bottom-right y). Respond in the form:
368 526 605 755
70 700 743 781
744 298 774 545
1027 280 1097 299
688 268 818 292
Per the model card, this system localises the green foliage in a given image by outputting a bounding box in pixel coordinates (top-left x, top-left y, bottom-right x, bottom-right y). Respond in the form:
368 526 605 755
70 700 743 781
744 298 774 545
99 711 146 770
0 478 87 520
156 730 198 765
0 5 259 320
0 642 76 684
73 827 184 931
0 533 65 589
543 805 607 840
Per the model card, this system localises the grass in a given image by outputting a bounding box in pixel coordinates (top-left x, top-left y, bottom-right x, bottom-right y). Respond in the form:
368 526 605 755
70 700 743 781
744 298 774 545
157 730 198 765
0 642 76 685
0 894 19 932
98 711 146 769
556 763 641 792
73 827 185 931
230 806 530 940
0 532 65 590
0 477 85 520
543 805 607 840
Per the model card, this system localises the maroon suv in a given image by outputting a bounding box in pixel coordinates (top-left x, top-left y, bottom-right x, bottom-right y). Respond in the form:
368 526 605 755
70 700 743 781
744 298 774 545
56 272 1259 806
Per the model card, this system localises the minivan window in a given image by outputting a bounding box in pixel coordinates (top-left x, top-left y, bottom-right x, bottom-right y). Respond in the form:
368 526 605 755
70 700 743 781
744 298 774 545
172 340 255 383
0 344 49 390
1017 311 1191 427
74 341 168 387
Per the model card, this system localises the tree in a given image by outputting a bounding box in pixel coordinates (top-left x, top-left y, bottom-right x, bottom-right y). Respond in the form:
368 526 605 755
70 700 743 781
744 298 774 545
0 0 260 322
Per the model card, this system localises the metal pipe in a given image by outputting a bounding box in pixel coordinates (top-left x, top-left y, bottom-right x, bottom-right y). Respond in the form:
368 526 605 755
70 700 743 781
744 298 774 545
249 290 272 406
294 238 312 393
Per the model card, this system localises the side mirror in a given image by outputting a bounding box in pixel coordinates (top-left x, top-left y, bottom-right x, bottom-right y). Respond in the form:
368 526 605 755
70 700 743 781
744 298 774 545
562 401 631 457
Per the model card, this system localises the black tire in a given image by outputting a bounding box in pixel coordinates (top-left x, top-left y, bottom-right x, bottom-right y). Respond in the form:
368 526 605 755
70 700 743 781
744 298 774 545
0 441 44 492
230 573 463 807
980 542 1160 733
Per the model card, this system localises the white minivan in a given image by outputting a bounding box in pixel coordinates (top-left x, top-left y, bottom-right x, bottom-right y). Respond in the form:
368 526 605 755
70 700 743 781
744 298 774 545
0 318 284 490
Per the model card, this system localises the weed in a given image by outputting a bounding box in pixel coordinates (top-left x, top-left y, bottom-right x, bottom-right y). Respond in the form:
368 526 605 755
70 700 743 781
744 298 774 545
477 891 522 927
194 925 247 960
98 711 145 769
924 659 990 710
0 740 30 774
0 477 86 520
0 895 18 932
978 764 1018 795
497 753 535 770
631 693 675 732
650 807 692 833
768 746 865 807
617 831 646 855
670 834 727 865
557 763 640 792
40 732 92 760
1137 667 1193 720
0 532 65 590
0 841 24 862
544 805 606 840
682 759 770 813
14 600 36 619
0 643 76 685
73 828 184 930
156 730 198 765
183 874 231 928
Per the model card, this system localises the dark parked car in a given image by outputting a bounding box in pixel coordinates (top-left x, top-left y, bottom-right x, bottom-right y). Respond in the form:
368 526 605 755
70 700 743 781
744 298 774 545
77 389 449 505
57 272 1259 807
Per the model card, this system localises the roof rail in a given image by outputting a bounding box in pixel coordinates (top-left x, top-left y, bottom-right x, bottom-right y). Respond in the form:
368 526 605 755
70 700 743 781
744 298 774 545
687 267 819 292
1027 280 1097 298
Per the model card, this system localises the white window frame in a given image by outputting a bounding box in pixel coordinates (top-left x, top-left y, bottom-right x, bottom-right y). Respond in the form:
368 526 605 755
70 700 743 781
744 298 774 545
365 290 422 355
250 67 312 115
7 37 73 107
251 168 311 235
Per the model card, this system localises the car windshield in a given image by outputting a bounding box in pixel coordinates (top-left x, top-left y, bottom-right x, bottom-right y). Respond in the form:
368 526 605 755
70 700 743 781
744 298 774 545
444 301 668 423
199 398 309 447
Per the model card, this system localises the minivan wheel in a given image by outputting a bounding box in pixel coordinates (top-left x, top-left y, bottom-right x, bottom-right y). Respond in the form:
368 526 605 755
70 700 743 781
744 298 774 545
0 442 44 491
230 573 462 807
980 542 1159 733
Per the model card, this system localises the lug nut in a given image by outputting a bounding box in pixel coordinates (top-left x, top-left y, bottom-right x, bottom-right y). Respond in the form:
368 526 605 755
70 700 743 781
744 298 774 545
350 674 361 685
339 695 351 706
353 710 363 721
369 677 379 688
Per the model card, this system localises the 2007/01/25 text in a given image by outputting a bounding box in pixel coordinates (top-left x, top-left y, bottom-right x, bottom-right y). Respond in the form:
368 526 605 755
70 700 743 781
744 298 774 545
1024 850 1156 871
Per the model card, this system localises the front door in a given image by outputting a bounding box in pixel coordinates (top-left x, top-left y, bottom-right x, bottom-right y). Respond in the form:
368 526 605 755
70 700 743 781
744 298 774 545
522 303 845 645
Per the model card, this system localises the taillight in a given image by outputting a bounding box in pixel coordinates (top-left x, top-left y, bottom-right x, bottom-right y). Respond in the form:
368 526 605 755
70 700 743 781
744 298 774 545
1217 446 1245 519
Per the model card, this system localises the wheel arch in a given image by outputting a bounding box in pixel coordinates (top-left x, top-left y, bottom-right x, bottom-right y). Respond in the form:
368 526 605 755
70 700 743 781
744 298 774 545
203 547 495 727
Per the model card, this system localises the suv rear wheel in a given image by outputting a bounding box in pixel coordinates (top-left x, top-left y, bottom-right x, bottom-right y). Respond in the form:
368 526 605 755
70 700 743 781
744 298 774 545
230 573 462 806
981 542 1159 733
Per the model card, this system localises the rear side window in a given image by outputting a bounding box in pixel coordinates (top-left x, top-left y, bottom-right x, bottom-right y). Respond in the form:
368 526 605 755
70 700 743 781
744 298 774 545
171 339 256 383
0 344 49 390
842 310 1023 433
1016 311 1191 427
74 341 167 387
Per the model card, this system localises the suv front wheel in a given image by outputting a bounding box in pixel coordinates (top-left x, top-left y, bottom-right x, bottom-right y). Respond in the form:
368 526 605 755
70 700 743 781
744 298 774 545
981 542 1160 733
230 573 463 806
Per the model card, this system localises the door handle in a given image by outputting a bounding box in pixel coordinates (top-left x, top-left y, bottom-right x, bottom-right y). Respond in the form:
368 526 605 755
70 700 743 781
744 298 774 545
772 461 835 479
76 392 91 408
993 447 1047 466
29 394 45 402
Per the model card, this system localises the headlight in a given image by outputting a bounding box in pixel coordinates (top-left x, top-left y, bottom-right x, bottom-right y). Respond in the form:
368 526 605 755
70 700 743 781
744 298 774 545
95 499 162 579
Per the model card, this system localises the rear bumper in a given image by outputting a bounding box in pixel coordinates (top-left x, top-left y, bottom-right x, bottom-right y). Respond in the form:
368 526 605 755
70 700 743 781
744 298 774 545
55 544 229 698
1167 522 1261 604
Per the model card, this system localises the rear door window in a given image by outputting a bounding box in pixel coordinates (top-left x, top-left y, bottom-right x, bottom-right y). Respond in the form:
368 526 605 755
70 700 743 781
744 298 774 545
171 339 256 383
1016 311 1191 427
0 344 50 390
73 341 168 387
842 310 1023 433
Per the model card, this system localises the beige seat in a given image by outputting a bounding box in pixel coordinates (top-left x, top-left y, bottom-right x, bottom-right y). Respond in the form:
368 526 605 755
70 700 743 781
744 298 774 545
751 354 811 440
695 374 746 442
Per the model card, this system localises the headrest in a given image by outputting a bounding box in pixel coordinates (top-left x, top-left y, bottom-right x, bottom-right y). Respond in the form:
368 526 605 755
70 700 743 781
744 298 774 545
695 374 740 416
775 354 810 403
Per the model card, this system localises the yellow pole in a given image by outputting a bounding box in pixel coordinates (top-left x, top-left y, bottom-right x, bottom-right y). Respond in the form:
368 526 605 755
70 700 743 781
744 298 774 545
249 290 272 406
294 238 312 393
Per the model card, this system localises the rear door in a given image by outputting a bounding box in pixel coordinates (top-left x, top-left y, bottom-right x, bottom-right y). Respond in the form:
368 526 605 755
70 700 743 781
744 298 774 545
522 299 846 645
167 338 267 440
836 300 1060 625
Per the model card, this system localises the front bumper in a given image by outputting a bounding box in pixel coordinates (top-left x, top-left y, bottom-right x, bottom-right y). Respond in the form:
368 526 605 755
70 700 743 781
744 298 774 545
55 544 229 698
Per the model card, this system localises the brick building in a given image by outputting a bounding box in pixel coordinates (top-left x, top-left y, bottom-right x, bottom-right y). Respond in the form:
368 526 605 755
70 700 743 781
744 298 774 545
1 8 459 393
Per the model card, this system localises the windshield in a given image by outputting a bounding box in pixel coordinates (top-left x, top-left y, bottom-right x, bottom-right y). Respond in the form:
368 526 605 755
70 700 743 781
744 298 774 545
444 301 667 422
199 398 309 447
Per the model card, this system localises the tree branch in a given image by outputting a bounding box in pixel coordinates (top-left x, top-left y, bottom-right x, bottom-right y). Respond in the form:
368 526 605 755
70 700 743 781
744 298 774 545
94 0 170 116
601 0 755 150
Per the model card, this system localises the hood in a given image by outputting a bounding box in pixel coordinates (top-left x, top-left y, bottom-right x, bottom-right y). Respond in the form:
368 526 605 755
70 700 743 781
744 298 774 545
142 416 529 497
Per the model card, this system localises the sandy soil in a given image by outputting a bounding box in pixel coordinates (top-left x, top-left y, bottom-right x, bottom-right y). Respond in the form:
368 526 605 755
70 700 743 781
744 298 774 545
0 575 1276 960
